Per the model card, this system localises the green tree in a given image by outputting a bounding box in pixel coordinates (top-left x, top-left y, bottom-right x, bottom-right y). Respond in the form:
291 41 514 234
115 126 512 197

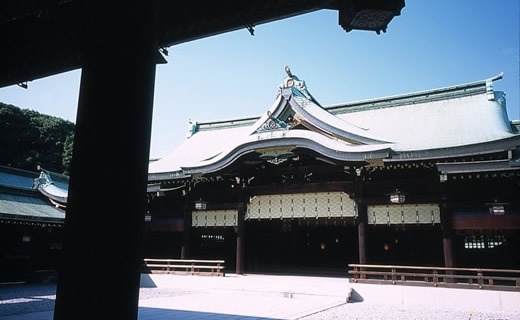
0 102 75 174
62 133 74 175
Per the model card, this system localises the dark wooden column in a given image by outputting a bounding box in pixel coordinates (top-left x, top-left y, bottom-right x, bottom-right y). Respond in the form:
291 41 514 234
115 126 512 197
440 185 455 268
53 4 158 319
354 171 368 265
236 203 246 274
357 201 368 265
181 196 192 259
439 173 456 277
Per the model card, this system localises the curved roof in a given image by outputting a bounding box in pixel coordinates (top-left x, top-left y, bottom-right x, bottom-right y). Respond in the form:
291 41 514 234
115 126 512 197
0 166 66 221
181 129 393 175
0 190 65 221
34 168 69 205
149 71 519 180
0 166 38 190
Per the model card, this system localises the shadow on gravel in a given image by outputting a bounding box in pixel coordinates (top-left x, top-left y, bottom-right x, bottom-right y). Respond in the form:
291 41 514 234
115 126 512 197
0 283 57 317
0 283 56 300
138 307 284 320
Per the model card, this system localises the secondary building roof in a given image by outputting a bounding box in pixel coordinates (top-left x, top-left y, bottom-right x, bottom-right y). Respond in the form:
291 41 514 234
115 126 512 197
0 166 68 223
0 189 65 222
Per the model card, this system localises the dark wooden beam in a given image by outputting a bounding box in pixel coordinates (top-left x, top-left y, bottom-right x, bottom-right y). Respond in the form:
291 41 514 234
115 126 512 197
1 1 405 88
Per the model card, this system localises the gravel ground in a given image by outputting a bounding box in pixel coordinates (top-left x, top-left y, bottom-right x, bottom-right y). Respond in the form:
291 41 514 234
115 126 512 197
0 284 202 317
139 287 203 300
302 303 520 320
1 283 519 319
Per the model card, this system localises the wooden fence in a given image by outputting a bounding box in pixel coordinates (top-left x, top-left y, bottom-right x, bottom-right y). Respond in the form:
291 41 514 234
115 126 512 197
349 264 520 291
143 258 225 276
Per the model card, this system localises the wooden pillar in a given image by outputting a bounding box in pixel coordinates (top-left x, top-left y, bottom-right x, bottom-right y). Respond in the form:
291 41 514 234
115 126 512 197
357 201 368 265
440 200 455 268
354 172 368 265
440 179 455 267
236 203 245 274
181 197 192 260
53 4 158 319
440 177 456 284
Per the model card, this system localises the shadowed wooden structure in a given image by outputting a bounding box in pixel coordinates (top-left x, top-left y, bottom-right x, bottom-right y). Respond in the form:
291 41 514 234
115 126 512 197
1 1 405 319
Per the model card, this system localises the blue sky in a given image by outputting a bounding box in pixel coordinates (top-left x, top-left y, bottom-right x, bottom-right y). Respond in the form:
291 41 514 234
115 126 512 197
1 1 519 158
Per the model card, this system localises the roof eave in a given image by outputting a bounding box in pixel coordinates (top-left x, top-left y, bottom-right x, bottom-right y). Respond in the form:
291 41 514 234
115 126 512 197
436 159 520 174
385 135 520 162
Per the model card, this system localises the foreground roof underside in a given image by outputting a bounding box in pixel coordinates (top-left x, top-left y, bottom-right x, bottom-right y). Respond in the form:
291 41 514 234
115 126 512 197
1 0 405 88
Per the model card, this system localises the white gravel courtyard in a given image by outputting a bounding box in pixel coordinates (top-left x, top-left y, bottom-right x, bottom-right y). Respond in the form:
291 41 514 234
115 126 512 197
1 275 519 320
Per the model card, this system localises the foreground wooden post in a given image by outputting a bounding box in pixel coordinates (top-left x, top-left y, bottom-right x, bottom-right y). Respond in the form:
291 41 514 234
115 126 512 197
54 3 158 319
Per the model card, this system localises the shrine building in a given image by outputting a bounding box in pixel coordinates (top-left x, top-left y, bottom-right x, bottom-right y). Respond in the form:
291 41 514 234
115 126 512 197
146 67 520 274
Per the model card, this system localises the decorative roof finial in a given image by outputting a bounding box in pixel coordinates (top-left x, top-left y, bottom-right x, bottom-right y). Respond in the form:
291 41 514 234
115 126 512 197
285 65 293 78
278 66 320 106
186 119 198 139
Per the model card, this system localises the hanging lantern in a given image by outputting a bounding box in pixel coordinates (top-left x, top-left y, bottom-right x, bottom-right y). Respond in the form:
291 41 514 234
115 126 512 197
390 190 405 204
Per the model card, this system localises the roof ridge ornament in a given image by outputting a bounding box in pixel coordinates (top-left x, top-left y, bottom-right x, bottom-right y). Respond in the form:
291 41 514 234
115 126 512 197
256 111 289 133
187 119 198 138
279 65 320 106
34 165 69 206
284 65 294 77
486 72 504 101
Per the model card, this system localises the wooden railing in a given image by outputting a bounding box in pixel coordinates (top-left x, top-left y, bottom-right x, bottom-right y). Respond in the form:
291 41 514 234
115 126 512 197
143 259 225 277
349 264 520 291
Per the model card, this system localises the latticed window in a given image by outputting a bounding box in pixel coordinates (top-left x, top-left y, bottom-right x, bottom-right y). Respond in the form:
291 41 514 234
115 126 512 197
201 234 224 242
464 235 485 249
464 234 506 249
487 234 505 249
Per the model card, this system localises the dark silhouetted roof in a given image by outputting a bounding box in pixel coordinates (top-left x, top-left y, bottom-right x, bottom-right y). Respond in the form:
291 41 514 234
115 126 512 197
0 0 404 87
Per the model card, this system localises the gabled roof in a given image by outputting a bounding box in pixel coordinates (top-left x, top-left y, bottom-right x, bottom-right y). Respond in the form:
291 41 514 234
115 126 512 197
0 188 65 222
149 69 519 181
0 166 38 190
0 166 67 222
0 166 68 222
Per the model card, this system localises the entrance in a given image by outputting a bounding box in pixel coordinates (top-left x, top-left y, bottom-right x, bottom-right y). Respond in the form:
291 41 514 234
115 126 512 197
367 225 444 266
245 219 357 275
191 227 237 271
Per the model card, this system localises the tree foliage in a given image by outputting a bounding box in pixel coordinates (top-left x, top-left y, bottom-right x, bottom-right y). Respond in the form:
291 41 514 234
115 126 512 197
62 132 74 175
0 102 75 174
